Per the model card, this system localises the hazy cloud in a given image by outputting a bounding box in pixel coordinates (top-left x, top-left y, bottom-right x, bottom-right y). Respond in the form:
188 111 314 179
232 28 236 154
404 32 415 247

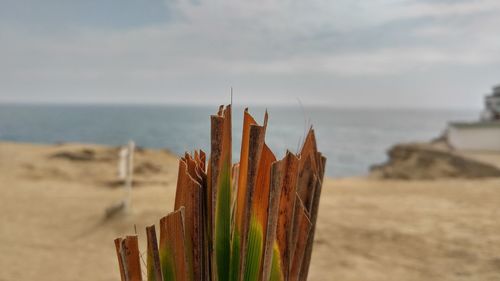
0 0 499 108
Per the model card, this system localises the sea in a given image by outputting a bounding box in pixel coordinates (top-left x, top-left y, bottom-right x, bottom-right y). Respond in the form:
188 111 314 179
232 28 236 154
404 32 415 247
0 104 478 177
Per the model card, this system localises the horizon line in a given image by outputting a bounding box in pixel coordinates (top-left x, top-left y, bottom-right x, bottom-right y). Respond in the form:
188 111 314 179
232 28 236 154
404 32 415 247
0 101 481 112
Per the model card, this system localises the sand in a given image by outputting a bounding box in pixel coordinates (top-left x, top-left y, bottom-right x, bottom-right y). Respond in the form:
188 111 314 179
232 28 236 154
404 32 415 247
1 142 499 281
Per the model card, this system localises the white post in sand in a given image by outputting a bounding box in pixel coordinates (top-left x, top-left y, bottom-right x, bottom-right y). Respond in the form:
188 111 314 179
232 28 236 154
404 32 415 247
124 141 135 211
119 147 127 180
105 141 135 218
119 141 135 212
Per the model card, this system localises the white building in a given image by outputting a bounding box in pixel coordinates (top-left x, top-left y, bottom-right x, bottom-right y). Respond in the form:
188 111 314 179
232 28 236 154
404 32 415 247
448 85 500 151
448 122 500 151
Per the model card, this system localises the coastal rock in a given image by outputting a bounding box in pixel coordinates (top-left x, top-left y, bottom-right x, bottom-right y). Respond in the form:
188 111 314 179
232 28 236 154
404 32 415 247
370 143 500 180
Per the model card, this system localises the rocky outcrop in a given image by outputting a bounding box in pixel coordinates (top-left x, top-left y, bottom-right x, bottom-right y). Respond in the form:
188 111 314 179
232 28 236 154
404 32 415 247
370 143 500 180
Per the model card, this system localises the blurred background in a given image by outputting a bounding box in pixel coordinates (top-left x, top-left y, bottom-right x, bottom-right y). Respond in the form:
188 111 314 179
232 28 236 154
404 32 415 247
0 1 499 281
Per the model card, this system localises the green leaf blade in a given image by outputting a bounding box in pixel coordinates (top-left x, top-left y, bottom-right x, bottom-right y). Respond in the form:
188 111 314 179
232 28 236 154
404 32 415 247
215 163 232 281
243 215 264 281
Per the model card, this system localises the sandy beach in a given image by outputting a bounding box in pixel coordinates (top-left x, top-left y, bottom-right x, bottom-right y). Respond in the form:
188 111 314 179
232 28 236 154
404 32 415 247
1 141 499 281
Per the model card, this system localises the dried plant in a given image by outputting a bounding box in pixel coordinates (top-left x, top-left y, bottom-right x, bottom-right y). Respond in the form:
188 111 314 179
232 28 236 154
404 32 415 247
114 105 326 281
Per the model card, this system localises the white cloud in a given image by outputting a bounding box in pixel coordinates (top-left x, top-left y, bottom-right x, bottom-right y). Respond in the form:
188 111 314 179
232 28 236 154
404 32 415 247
1 0 500 106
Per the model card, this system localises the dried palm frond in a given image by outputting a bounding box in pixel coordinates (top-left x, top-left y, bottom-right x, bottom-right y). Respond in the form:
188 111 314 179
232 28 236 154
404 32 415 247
114 105 326 281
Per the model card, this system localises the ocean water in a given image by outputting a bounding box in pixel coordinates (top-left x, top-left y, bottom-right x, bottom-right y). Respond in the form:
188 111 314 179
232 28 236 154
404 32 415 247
0 105 477 177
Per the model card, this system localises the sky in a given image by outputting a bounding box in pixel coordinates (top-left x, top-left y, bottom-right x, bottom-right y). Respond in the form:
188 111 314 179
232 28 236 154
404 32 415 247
0 0 499 109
